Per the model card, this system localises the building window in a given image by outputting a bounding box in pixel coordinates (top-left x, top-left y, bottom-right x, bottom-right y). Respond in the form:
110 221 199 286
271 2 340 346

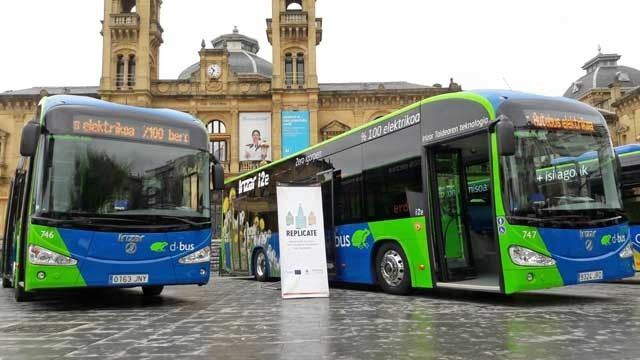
116 55 125 88
210 140 228 162
286 0 303 11
127 55 136 87
296 53 305 86
285 53 293 86
122 0 136 13
207 120 226 134
207 120 228 164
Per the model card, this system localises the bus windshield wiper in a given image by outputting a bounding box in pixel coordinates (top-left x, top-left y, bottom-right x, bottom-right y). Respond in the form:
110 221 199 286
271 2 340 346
150 215 210 226
123 214 209 226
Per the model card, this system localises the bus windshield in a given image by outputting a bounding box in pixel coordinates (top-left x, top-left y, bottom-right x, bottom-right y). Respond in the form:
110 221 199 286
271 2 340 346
502 127 621 219
37 136 210 221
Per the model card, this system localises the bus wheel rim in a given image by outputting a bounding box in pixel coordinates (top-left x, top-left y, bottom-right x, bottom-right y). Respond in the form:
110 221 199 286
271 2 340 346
256 252 266 277
381 250 404 287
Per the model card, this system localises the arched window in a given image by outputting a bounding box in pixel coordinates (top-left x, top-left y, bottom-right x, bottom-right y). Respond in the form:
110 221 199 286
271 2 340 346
286 0 303 11
207 120 226 134
122 0 136 13
116 55 125 88
207 120 228 163
296 53 305 86
284 53 293 86
127 54 136 87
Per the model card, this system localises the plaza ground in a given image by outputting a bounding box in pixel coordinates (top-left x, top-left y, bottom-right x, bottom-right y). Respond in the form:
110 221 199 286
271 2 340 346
0 275 639 360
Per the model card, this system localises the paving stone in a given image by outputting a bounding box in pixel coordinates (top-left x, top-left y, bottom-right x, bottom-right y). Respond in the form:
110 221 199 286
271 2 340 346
0 276 638 359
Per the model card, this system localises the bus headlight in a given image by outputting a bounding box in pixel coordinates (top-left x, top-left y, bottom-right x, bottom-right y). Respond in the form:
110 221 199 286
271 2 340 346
619 243 633 258
29 245 77 266
178 246 210 264
508 246 556 267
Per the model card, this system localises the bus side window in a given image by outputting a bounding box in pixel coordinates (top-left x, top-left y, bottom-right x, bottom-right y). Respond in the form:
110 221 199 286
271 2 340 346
325 148 363 225
362 127 421 222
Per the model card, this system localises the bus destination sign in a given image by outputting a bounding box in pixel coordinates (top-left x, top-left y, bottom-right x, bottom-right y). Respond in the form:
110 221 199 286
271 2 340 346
72 116 191 145
526 111 596 133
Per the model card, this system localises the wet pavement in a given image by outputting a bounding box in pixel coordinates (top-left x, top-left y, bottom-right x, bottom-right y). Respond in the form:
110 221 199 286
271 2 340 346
0 276 639 360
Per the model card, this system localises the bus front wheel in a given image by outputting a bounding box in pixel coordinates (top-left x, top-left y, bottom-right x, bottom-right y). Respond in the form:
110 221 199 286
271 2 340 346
14 282 32 302
375 242 412 295
142 286 164 297
253 250 269 282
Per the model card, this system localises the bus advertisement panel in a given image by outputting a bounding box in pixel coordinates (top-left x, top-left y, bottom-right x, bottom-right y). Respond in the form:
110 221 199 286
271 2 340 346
0 95 225 301
221 90 635 295
282 111 310 157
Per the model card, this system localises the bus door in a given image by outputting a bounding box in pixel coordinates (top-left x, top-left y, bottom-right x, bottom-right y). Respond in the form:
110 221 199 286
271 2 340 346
2 160 29 286
316 170 337 276
427 132 500 289
427 145 476 282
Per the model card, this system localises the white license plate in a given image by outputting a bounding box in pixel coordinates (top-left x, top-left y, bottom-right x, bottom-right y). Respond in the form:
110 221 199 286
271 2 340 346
578 270 603 282
110 274 149 284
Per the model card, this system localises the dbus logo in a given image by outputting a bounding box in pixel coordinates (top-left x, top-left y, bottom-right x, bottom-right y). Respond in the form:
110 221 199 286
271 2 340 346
335 229 370 249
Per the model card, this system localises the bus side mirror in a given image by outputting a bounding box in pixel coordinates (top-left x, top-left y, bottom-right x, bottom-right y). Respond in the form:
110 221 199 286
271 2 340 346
212 164 225 191
20 121 41 157
496 118 515 156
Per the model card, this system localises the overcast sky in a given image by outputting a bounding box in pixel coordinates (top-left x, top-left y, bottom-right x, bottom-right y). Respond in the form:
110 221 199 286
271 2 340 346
1 1 639 96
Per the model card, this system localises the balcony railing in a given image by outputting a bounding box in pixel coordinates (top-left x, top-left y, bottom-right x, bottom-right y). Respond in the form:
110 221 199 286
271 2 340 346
280 12 308 25
239 161 263 172
111 13 139 28
115 74 136 89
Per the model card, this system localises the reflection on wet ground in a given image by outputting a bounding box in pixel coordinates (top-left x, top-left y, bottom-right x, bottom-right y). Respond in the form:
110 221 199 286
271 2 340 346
0 276 638 359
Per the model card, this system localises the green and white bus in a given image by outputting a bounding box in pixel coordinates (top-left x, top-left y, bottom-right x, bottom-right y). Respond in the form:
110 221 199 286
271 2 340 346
221 90 635 294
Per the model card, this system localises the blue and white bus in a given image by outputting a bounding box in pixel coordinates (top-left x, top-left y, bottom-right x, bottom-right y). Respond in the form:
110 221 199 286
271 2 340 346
1 95 224 301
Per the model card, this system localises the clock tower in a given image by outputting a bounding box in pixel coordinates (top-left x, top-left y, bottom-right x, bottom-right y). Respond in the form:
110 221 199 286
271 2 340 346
99 0 163 106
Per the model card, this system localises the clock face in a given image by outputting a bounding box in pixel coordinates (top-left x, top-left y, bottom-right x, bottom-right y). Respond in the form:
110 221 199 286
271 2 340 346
207 64 222 79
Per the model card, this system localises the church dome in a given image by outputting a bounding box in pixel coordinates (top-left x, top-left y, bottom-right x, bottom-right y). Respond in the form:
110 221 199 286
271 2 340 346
178 27 272 80
564 52 640 99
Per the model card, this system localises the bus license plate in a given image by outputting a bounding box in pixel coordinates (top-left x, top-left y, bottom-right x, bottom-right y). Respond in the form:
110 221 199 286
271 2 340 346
110 274 149 284
578 270 603 282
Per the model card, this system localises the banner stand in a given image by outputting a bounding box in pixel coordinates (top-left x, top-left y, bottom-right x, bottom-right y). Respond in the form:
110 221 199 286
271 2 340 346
276 183 330 299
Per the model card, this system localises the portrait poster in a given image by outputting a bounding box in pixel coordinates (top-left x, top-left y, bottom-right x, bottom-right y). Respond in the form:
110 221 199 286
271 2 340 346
239 112 272 162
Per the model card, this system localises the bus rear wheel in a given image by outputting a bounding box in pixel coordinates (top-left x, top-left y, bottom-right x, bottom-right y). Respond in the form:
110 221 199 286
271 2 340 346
142 286 164 297
375 243 412 295
254 250 269 282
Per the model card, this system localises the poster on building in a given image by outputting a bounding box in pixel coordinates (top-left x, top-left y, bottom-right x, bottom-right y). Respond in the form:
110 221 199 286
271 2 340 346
281 111 310 157
239 112 272 162
276 185 329 299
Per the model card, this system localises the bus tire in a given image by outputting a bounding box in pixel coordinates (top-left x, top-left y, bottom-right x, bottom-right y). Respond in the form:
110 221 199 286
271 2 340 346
14 282 32 302
253 250 269 282
375 242 412 295
142 286 164 297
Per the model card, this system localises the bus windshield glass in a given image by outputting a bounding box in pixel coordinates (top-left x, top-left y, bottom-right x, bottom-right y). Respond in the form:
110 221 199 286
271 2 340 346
502 112 621 219
37 136 210 221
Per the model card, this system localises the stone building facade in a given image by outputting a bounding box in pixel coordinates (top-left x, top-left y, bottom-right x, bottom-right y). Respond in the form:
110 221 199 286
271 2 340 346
564 51 640 145
0 0 459 235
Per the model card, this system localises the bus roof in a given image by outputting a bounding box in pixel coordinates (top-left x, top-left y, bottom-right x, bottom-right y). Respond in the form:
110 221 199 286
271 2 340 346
615 143 640 156
225 89 601 184
467 89 585 113
41 95 204 129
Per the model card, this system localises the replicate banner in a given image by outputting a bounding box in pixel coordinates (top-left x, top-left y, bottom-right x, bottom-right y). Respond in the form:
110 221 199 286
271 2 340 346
276 185 330 299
